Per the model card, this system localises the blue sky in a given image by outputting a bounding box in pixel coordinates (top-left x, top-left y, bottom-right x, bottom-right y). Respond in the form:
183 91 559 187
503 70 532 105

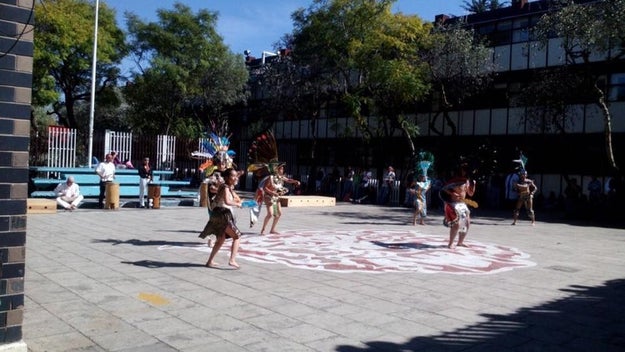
102 1 468 73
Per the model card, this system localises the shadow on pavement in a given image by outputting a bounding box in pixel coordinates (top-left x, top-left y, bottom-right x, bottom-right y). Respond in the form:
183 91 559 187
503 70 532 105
371 241 445 250
121 260 206 268
335 278 625 352
93 238 201 246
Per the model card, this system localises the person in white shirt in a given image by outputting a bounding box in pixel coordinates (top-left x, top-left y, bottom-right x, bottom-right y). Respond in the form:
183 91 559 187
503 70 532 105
54 176 84 211
96 153 116 208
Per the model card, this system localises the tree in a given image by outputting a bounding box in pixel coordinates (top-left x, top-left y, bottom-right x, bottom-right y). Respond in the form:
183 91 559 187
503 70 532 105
288 0 431 155
421 24 496 136
124 3 249 137
462 0 508 14
33 0 126 129
527 0 625 171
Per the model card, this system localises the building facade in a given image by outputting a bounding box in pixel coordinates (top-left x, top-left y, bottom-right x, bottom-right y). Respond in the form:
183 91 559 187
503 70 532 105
241 0 624 202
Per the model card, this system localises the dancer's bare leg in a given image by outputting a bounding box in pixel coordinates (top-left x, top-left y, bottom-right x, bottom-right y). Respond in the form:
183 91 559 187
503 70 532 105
457 218 470 247
206 235 225 267
269 205 282 234
447 224 459 249
512 199 522 225
229 238 240 268
260 204 274 235
456 232 470 247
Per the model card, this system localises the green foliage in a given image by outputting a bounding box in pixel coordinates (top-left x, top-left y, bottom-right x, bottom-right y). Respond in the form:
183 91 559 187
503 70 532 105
462 0 508 14
124 3 249 137
33 0 126 130
286 0 432 147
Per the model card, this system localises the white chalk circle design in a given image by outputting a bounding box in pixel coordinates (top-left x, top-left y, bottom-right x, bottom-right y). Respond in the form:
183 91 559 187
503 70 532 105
159 229 536 275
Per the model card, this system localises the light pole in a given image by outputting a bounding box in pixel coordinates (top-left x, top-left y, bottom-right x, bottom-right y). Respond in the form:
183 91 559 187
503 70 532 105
87 0 99 167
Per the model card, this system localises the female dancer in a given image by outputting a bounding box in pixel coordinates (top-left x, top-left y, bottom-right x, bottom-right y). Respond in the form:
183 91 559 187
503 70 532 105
201 168 243 269
260 163 300 235
410 174 431 225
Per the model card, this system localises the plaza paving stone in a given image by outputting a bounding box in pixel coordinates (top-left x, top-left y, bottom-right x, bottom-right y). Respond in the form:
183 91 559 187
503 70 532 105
23 201 625 351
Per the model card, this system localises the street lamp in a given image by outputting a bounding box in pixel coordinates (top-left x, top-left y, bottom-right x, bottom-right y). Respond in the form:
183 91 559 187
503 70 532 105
87 0 99 168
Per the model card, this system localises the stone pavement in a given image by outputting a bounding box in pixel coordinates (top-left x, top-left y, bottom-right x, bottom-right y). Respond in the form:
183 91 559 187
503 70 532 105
23 201 625 351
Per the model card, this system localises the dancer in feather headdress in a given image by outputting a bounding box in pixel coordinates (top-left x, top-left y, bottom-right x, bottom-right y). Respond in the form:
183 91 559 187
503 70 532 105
439 158 477 249
409 151 434 225
192 122 237 247
247 130 300 234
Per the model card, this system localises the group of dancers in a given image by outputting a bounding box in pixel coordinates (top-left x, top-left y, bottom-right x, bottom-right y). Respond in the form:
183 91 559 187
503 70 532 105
410 154 536 248
194 126 537 267
194 129 299 269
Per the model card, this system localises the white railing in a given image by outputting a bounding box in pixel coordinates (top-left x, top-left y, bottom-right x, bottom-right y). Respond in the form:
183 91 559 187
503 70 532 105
157 135 176 175
104 130 132 163
47 126 76 169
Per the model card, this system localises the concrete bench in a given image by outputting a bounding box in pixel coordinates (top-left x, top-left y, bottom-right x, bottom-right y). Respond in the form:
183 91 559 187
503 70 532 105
30 166 174 178
30 185 197 198
29 166 196 199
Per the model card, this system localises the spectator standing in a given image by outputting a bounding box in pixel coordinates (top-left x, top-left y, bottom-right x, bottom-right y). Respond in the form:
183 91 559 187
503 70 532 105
342 166 355 201
587 176 603 206
95 154 116 208
378 166 396 205
564 177 582 217
315 168 325 193
54 176 83 211
138 157 153 208
504 168 520 210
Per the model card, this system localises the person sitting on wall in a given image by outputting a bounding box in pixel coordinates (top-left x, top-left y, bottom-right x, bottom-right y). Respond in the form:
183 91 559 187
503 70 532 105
54 176 84 211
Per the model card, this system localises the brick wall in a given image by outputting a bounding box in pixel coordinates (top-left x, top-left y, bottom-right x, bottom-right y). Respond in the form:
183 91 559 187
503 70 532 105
0 0 34 348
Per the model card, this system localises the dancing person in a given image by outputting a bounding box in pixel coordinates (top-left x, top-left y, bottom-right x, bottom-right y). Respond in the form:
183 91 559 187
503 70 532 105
137 157 152 208
260 163 300 235
54 176 83 211
95 153 115 208
202 168 243 269
192 127 238 248
440 177 476 249
247 130 300 234
410 174 431 225
511 170 537 226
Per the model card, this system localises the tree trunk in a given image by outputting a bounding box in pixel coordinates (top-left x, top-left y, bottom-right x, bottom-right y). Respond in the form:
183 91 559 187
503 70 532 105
594 84 618 171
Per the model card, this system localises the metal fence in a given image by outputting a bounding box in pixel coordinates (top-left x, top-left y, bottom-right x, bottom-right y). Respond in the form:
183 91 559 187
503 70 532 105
103 130 133 163
47 126 76 169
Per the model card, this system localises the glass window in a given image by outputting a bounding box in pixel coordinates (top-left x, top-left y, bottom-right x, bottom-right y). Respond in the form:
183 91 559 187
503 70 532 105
497 20 512 31
608 73 625 101
513 18 529 29
512 28 529 43
477 23 495 36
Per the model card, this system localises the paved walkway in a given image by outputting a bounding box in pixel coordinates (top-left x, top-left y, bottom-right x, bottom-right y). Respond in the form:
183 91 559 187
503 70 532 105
24 202 625 351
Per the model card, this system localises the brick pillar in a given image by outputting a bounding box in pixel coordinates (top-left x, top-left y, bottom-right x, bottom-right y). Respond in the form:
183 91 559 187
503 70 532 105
0 0 34 351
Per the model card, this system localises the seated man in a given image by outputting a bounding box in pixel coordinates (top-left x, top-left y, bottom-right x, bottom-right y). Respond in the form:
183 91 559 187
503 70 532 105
54 176 84 211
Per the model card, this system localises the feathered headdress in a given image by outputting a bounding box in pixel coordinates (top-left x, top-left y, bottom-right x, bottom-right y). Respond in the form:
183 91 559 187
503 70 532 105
415 150 435 177
192 132 235 159
192 121 236 173
512 151 528 173
247 130 284 175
